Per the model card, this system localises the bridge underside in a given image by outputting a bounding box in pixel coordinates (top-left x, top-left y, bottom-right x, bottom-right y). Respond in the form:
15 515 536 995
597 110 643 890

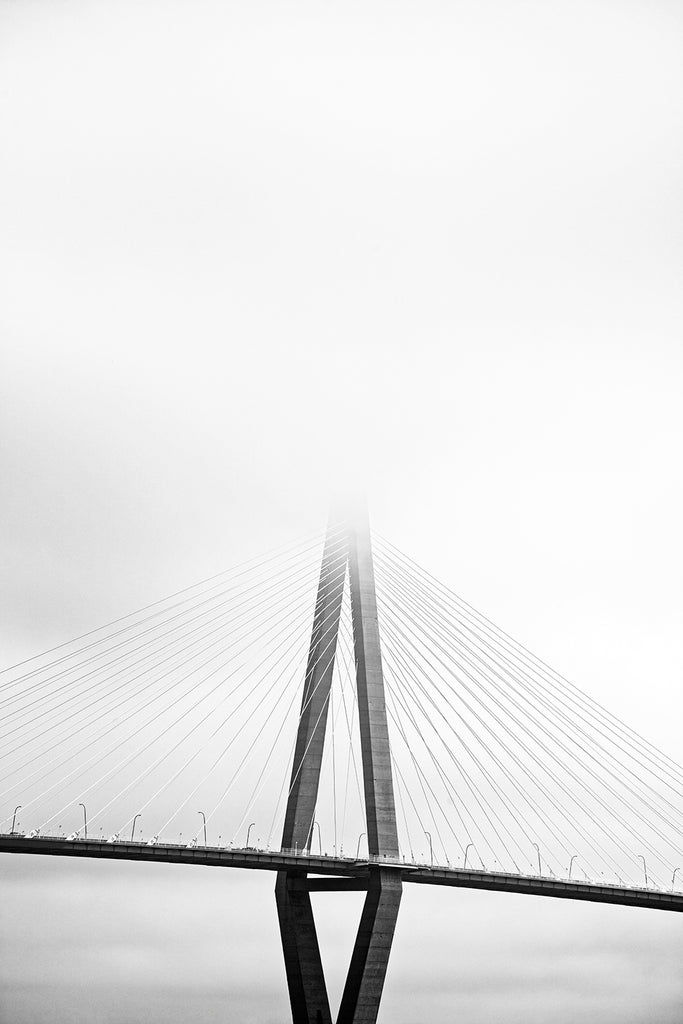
276 865 403 1024
2 836 682 914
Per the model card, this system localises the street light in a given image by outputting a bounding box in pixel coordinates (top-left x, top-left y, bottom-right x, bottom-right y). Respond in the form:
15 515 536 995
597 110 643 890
355 832 366 860
312 821 322 856
532 843 542 875
198 811 207 848
245 822 255 848
671 867 680 891
638 855 648 887
424 830 433 868
131 814 141 842
568 855 577 880
79 803 88 840
463 843 474 870
11 805 21 834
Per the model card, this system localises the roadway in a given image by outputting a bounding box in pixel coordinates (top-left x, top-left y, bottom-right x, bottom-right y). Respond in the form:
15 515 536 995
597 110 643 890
3 834 682 913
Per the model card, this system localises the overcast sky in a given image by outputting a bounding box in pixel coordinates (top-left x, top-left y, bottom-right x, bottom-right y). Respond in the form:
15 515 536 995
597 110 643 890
2 1 683 1022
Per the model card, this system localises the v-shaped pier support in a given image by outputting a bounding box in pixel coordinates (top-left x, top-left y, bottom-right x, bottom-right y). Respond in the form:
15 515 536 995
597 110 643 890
276 503 402 1024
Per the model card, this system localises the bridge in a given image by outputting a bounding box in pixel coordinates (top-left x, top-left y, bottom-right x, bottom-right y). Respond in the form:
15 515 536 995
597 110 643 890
2 501 682 1023
3 835 682 914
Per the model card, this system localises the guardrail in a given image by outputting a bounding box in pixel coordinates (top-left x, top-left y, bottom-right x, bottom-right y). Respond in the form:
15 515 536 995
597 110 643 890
2 834 682 911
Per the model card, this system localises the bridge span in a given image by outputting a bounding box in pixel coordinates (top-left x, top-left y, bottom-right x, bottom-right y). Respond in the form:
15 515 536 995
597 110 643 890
3 834 682 914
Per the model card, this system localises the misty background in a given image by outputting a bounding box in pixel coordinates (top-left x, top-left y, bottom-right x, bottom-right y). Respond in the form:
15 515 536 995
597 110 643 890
2 1 683 1022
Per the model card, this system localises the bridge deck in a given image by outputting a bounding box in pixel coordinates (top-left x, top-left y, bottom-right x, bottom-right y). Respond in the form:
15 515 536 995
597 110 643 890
2 834 682 913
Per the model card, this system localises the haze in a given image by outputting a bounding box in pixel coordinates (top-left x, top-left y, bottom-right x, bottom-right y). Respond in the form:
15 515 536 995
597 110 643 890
1 1 682 1021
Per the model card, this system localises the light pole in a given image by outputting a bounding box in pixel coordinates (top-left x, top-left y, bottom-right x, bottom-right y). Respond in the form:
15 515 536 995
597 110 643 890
198 811 207 847
11 805 21 834
638 855 648 887
79 803 88 840
313 821 322 856
568 855 577 880
131 814 141 842
245 822 255 848
532 843 542 875
463 843 474 870
355 832 366 860
671 867 680 891
424 830 433 868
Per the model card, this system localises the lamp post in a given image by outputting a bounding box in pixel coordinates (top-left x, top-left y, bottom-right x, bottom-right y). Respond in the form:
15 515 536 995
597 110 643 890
245 822 255 848
463 843 474 870
312 821 322 856
424 830 433 868
198 811 207 847
638 855 648 887
131 814 141 842
11 805 21 834
532 843 542 875
568 855 577 880
671 867 680 891
79 803 88 841
355 832 366 860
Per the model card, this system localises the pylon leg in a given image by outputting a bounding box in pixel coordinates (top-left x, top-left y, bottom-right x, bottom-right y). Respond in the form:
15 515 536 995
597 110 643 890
336 869 402 1024
277 503 402 1024
276 871 333 1024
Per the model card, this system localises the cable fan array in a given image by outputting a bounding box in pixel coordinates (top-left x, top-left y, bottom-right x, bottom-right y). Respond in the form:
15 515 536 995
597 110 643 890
0 525 360 852
1 522 681 894
373 533 683 890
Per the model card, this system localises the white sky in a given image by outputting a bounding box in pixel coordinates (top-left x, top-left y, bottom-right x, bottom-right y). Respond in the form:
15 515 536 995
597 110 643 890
1 1 683 1021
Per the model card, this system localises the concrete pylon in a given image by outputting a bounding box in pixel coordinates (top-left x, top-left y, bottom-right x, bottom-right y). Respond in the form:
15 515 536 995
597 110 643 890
276 502 402 1024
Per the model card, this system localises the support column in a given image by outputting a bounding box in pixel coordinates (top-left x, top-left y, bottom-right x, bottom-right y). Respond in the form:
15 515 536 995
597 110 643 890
348 502 399 860
277 516 347 1024
281 520 347 853
276 873 333 1024
340 500 402 1020
336 869 402 1024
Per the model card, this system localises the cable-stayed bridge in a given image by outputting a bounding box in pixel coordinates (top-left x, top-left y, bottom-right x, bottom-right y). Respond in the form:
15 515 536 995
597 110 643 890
2 504 682 1024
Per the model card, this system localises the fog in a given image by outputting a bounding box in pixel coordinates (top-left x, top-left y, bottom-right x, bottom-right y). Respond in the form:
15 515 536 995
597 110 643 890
1 1 682 1021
